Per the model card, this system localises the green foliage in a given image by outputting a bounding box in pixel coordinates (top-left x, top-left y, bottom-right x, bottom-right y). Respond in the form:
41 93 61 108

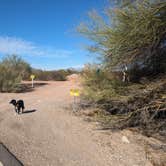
0 55 31 92
78 0 166 72
0 55 78 92
78 0 166 103
81 64 126 103
32 68 78 81
78 1 166 139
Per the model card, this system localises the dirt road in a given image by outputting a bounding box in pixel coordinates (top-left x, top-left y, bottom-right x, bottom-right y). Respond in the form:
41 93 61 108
0 81 151 166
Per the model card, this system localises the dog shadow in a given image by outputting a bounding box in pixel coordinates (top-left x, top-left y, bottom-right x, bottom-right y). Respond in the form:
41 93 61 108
22 109 37 114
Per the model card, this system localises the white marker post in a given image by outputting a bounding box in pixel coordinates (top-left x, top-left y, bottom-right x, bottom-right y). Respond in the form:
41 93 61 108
30 74 35 88
70 89 80 112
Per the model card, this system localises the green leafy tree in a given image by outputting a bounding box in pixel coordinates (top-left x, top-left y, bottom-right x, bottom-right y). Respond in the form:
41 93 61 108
0 55 31 92
1 55 32 80
78 0 166 75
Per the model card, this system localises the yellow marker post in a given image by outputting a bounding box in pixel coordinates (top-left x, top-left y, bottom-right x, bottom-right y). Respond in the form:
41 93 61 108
70 89 80 111
30 74 35 88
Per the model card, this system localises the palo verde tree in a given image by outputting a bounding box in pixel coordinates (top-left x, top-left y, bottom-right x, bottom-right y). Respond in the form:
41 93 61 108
0 55 31 92
78 0 166 77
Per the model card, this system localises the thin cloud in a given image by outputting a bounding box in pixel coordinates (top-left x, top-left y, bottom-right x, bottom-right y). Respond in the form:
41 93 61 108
70 64 84 69
0 36 73 58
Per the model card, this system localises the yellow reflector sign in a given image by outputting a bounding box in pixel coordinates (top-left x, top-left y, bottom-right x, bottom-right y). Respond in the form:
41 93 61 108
70 89 80 96
30 74 35 79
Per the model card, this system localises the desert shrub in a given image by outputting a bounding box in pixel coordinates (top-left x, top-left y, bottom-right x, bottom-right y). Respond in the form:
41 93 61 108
0 64 20 92
0 55 31 92
78 0 166 140
78 0 166 80
81 64 126 104
78 0 166 105
32 68 79 81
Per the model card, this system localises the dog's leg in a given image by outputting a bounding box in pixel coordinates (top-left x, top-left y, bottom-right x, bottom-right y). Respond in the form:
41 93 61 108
20 107 24 114
17 107 20 114
20 108 23 114
15 106 18 113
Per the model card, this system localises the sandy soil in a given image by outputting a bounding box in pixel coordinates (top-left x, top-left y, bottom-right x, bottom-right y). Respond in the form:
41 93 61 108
0 81 153 166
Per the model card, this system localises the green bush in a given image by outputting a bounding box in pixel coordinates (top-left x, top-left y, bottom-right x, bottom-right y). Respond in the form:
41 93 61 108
0 55 31 92
32 68 78 81
81 64 126 103
78 0 166 80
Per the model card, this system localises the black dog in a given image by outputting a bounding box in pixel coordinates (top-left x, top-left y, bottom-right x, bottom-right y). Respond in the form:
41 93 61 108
9 99 25 114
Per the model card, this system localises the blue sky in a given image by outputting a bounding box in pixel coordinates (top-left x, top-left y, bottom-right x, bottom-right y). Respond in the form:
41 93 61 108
0 0 109 70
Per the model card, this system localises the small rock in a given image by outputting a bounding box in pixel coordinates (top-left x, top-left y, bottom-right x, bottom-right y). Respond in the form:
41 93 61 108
122 136 130 144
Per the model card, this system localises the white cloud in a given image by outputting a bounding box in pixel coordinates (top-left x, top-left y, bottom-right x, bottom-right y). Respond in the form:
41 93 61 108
0 36 73 58
70 64 84 69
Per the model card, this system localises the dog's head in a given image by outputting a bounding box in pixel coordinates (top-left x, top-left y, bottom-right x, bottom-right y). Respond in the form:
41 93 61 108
9 99 17 106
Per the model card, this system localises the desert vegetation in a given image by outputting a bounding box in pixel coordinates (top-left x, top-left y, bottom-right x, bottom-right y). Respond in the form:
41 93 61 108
78 0 166 141
32 68 78 81
78 2 166 164
0 55 78 92
0 55 31 92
